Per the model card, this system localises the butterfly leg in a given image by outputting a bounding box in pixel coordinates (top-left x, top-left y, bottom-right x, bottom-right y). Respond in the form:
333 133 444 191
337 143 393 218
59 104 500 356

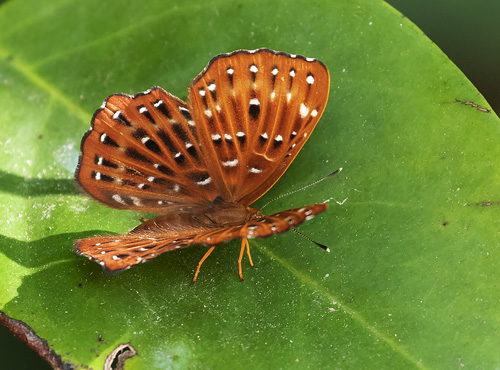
243 238 254 268
192 246 216 284
238 240 246 281
238 238 254 281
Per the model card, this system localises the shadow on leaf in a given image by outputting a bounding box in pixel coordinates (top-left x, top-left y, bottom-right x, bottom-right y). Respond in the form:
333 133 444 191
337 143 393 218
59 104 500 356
0 170 79 197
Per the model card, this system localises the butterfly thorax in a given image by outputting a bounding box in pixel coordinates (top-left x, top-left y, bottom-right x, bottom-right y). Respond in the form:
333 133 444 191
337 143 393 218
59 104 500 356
132 199 263 236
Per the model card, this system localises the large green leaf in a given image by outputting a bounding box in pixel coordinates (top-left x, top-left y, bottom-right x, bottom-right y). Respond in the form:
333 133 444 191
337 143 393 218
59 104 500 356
0 0 498 368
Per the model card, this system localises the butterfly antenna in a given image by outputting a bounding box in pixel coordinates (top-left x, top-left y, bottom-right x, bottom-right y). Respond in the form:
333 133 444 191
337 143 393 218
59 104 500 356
293 229 330 252
260 168 343 210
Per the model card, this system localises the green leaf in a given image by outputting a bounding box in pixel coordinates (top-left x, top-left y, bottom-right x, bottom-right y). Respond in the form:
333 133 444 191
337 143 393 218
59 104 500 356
0 0 498 368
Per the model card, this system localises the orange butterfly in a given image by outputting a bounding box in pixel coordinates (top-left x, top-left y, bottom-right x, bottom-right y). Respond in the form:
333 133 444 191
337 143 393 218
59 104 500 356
74 49 331 282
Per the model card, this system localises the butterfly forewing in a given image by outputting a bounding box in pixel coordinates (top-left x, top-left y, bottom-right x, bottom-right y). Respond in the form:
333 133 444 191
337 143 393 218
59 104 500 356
191 203 328 245
76 88 220 213
188 49 330 206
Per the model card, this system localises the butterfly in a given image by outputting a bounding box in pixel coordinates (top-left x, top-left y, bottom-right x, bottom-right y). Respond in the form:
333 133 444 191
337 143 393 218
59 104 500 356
74 48 331 282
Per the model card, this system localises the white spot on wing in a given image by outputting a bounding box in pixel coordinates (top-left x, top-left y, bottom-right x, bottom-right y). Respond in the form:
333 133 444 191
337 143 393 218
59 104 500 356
208 83 216 91
112 110 121 119
130 196 142 206
222 158 239 167
250 64 258 73
100 133 107 142
270 92 276 99
204 109 212 117
250 98 260 106
224 134 233 141
249 167 262 174
286 92 292 102
272 67 279 76
197 177 212 186
227 67 234 75
211 133 221 141
300 103 309 118
289 69 296 77
153 100 163 107
199 89 206 96
139 106 148 114
306 75 315 84
112 194 126 205
311 109 318 117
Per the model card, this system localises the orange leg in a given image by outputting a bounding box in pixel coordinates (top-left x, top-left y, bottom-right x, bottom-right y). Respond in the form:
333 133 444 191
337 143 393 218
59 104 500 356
193 246 215 284
244 238 254 268
238 239 246 281
238 238 254 281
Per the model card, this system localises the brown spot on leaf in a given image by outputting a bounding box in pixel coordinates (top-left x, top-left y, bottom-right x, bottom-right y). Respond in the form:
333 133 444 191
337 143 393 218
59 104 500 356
455 98 491 113
104 343 137 370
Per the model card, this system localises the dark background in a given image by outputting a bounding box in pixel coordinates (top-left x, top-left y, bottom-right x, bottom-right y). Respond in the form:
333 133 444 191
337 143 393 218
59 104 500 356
1 1 498 368
387 0 499 114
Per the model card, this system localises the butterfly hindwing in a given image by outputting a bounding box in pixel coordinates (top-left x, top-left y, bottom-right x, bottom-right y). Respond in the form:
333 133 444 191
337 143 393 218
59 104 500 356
74 233 193 273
